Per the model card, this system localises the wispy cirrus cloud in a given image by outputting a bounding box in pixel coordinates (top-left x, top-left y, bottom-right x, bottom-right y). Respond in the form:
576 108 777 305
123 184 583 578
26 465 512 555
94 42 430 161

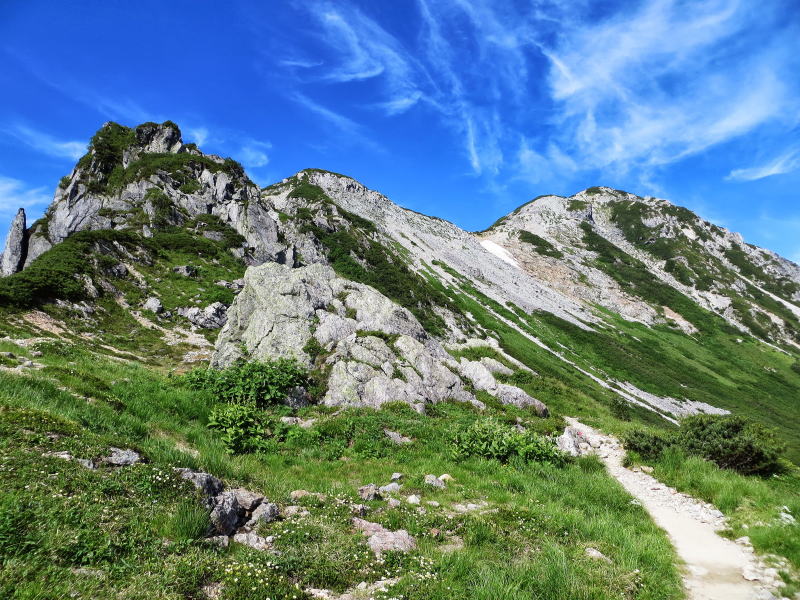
303 2 424 108
3 124 86 160
726 148 800 181
237 140 271 168
275 0 800 189
290 92 383 152
186 127 209 147
0 175 51 217
539 0 799 175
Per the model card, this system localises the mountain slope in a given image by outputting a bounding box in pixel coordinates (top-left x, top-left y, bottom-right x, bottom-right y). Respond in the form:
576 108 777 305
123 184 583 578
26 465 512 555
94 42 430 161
1 121 800 456
0 120 799 599
481 188 800 347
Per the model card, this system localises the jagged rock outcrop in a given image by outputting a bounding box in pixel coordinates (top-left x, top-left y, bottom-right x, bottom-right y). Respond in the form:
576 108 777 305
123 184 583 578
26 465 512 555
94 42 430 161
212 261 492 411
212 260 550 413
4 121 291 273
0 208 27 276
178 302 228 329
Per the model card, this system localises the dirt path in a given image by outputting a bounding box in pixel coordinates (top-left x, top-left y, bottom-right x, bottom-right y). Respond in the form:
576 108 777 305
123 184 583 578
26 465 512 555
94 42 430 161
562 419 786 600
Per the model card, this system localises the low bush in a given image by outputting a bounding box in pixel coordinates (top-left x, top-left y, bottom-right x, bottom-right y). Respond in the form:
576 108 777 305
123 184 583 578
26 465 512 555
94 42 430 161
625 415 785 476
678 414 785 476
451 418 565 465
623 428 673 460
182 359 308 407
518 230 564 258
206 403 273 454
0 230 147 307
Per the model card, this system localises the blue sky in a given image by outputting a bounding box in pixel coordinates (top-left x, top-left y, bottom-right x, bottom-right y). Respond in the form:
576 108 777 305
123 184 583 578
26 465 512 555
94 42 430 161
1 0 799 260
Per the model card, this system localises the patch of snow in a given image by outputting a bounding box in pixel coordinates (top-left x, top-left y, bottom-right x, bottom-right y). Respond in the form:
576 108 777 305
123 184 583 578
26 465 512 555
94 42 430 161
479 239 521 269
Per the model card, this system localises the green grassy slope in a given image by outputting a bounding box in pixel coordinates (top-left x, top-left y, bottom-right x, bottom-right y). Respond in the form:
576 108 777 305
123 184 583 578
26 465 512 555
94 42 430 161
0 341 685 600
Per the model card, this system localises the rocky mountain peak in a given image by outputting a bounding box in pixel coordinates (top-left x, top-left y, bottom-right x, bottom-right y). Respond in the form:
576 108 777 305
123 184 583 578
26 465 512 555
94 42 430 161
0 208 27 277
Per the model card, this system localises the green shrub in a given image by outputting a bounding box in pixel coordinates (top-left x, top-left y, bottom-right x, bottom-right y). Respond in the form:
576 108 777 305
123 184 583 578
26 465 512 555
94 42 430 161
0 229 148 307
623 428 673 460
207 403 273 454
678 414 785 476
183 359 308 407
609 397 632 421
189 214 246 249
518 230 564 258
508 370 537 387
451 418 565 465
625 416 785 476
151 231 217 255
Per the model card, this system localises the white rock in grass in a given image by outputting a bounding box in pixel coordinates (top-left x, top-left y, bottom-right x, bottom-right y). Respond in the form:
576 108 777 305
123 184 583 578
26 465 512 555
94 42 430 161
425 474 445 489
379 483 401 495
585 547 611 562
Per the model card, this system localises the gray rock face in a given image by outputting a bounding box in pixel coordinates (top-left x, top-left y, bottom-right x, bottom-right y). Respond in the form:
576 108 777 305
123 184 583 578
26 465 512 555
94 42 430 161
14 122 286 270
379 482 401 495
173 265 198 278
456 358 548 416
175 468 224 497
556 426 583 457
494 384 549 416
384 429 412 445
210 491 241 536
246 502 280 528
358 484 381 501
480 357 513 376
0 208 26 276
231 488 264 512
178 302 228 329
232 532 272 551
424 474 446 489
212 262 483 412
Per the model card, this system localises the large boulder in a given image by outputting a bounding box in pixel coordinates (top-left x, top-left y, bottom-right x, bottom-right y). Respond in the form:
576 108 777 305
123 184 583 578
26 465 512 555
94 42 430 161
212 262 482 412
213 262 428 367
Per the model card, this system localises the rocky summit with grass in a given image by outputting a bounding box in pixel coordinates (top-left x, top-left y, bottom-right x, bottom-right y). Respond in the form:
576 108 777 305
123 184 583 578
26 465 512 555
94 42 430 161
0 120 799 600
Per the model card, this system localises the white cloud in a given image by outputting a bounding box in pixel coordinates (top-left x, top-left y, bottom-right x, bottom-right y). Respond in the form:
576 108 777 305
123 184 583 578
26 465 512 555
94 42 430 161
291 92 382 151
4 125 86 160
238 140 271 168
726 149 800 181
279 58 324 69
538 0 799 172
0 176 52 217
186 127 209 147
516 139 577 184
308 1 421 101
275 0 799 188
